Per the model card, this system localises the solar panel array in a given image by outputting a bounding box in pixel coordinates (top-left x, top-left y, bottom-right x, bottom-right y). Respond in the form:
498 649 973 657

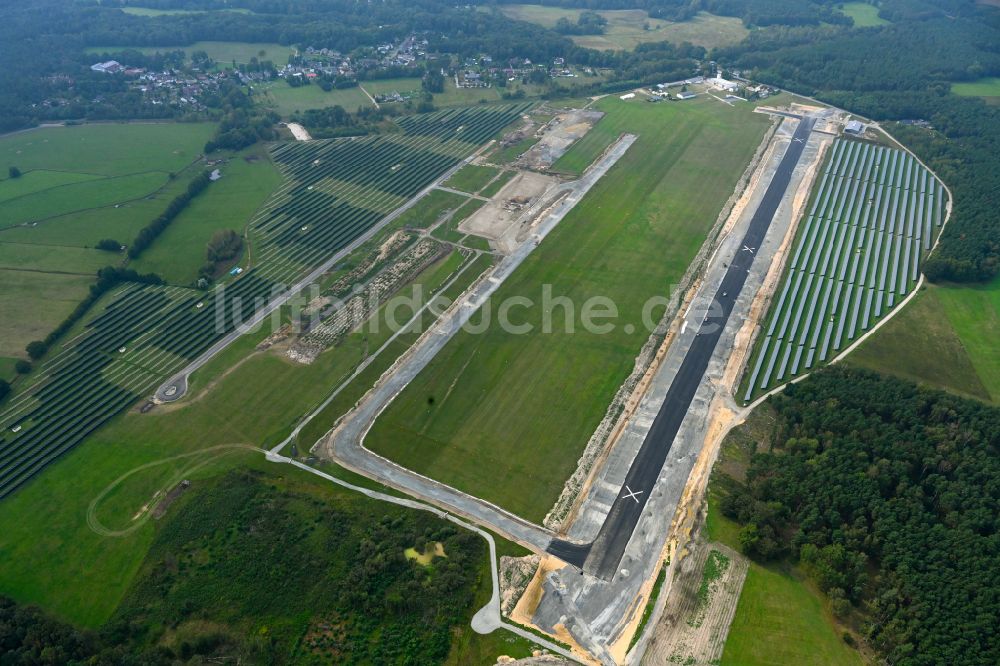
743 138 945 401
0 103 530 499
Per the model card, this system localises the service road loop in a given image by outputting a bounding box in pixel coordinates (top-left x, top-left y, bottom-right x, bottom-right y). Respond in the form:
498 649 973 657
318 135 637 552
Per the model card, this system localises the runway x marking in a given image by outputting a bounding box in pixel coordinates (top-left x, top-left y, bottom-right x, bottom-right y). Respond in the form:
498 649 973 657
742 245 756 254
621 485 643 503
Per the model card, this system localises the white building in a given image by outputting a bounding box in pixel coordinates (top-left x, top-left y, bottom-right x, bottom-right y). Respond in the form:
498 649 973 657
91 60 122 74
708 76 739 93
845 120 866 134
619 92 636 100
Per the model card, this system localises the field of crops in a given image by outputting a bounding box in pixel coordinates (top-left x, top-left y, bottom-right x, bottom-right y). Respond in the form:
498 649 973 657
0 104 529 499
742 138 945 401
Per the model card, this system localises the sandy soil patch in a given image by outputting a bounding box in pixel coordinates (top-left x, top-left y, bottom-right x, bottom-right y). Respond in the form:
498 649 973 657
642 543 748 665
286 122 312 141
518 110 604 170
458 171 558 253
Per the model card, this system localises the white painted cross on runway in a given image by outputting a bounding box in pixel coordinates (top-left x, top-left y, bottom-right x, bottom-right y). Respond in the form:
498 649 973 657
621 485 643 503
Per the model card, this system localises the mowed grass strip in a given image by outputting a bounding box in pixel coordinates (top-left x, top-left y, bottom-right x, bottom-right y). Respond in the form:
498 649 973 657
366 97 770 521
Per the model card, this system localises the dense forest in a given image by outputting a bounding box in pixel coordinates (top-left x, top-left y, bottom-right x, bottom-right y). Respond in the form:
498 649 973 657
0 470 493 663
721 367 1000 666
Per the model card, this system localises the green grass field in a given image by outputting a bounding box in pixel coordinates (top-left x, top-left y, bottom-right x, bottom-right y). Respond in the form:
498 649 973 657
838 2 890 27
0 269 95 358
0 170 100 203
86 41 295 66
442 164 501 194
130 146 282 284
721 563 864 666
0 173 194 254
951 77 1000 98
501 5 748 50
365 96 770 521
849 279 1000 402
258 80 374 116
0 122 213 357
0 123 211 177
393 188 472 229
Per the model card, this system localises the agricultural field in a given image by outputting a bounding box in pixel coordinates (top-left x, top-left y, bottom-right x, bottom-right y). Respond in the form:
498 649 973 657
742 139 946 401
500 5 748 50
838 2 890 27
365 96 771 521
86 41 294 66
0 122 214 357
0 104 529 503
129 146 283 284
258 80 374 117
0 122 212 231
0 270 95 359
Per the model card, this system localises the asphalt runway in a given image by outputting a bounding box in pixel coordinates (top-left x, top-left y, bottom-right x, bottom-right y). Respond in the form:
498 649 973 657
548 116 816 579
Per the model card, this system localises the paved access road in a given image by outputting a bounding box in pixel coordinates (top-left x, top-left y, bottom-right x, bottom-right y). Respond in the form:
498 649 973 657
549 116 816 579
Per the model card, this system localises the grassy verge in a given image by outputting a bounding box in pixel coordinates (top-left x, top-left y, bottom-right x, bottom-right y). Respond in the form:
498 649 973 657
366 96 770 522
628 563 668 651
